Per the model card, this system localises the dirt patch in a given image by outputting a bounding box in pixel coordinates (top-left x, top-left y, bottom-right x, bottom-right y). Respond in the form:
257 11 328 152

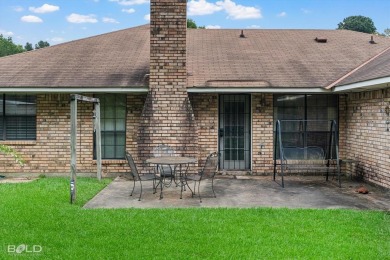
0 177 38 183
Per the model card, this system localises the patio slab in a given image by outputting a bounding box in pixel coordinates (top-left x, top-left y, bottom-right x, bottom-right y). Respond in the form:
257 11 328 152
84 175 390 210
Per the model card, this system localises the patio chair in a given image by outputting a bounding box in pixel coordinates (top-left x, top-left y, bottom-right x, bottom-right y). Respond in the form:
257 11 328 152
185 152 219 203
125 151 160 201
153 144 175 179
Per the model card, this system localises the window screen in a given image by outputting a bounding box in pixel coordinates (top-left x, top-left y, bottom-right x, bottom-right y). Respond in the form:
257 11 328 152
0 94 36 140
94 94 126 159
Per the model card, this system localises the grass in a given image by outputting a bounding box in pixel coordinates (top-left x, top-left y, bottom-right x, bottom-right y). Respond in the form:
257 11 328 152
0 178 389 259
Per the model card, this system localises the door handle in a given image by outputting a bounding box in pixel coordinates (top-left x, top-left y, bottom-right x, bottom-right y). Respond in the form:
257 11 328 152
219 128 224 137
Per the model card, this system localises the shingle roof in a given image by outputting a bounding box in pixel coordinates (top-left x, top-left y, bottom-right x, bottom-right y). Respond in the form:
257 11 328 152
0 24 389 89
336 47 390 86
187 29 390 88
0 24 150 88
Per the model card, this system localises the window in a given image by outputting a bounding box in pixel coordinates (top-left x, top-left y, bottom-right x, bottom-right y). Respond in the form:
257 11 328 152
274 94 338 158
94 94 126 159
0 94 36 140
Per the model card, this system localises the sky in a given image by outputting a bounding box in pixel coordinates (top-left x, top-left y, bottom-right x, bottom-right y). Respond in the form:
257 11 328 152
0 0 389 46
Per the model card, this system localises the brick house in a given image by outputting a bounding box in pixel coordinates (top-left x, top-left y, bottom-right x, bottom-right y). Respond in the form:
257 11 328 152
0 1 389 189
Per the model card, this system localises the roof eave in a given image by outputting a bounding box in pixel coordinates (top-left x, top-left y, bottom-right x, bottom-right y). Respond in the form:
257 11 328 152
333 77 390 93
0 87 149 94
188 87 332 94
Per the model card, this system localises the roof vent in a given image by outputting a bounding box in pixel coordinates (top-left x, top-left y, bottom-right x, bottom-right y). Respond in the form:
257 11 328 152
239 30 245 38
369 36 376 44
315 37 327 43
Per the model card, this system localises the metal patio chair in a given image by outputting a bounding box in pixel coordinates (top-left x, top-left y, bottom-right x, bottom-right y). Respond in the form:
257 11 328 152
185 152 219 203
125 151 160 201
153 144 176 180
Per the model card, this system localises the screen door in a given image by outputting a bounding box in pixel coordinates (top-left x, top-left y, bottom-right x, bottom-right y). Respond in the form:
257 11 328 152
219 95 251 170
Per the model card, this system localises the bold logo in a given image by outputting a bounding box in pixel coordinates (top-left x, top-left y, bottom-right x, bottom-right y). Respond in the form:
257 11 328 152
7 244 42 254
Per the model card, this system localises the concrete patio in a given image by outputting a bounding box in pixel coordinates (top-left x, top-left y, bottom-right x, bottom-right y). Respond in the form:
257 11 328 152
84 175 390 210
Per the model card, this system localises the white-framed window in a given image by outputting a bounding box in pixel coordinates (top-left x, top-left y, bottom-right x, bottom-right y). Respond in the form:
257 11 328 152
94 94 126 159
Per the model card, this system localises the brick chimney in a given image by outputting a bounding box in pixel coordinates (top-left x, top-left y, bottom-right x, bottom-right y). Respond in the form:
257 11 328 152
138 0 198 160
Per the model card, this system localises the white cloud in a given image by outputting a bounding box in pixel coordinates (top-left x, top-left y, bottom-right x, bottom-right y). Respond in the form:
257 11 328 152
122 8 136 14
206 25 221 29
51 37 65 43
217 0 261 20
13 6 24 12
144 14 150 21
0 30 14 36
103 17 119 23
247 25 261 29
29 4 60 14
67 13 98 24
301 8 311 14
188 0 223 16
21 15 43 23
110 0 149 5
188 0 261 20
277 12 287 17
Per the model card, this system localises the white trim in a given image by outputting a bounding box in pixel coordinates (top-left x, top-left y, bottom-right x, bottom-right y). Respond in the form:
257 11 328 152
333 77 390 92
188 87 331 93
0 87 149 93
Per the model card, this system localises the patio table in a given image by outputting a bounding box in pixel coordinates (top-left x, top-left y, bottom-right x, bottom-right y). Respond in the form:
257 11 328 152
146 156 197 199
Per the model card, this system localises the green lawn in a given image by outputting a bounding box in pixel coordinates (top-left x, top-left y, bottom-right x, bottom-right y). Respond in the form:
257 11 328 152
0 178 389 259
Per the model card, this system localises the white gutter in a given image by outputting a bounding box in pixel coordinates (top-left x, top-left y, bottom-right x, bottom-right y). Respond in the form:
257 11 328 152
333 77 390 92
0 87 149 93
187 87 331 93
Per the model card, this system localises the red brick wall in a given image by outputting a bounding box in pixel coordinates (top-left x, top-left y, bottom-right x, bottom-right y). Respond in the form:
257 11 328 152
342 88 390 188
190 93 218 166
0 93 146 177
190 93 275 175
252 94 274 174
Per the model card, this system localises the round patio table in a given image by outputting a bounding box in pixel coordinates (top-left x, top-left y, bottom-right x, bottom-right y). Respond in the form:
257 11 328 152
146 156 197 199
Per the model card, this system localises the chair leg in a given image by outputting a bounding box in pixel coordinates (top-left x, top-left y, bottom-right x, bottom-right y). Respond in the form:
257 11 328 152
138 181 143 201
193 182 197 196
159 178 163 199
197 181 202 203
152 179 157 194
211 178 216 198
130 179 136 197
185 179 194 197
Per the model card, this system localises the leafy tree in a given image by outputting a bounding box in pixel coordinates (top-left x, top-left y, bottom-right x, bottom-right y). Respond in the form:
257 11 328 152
337 15 376 34
35 40 50 49
0 35 25 57
25 42 33 51
187 18 205 29
187 18 197 28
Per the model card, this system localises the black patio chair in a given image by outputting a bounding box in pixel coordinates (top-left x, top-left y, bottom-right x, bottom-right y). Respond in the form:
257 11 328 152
185 152 219 203
153 144 175 179
125 151 160 201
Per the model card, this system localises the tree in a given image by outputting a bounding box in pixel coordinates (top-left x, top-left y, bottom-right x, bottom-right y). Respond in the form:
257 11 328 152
337 15 376 34
35 40 50 49
187 18 205 29
25 42 33 51
187 18 197 28
0 35 25 57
